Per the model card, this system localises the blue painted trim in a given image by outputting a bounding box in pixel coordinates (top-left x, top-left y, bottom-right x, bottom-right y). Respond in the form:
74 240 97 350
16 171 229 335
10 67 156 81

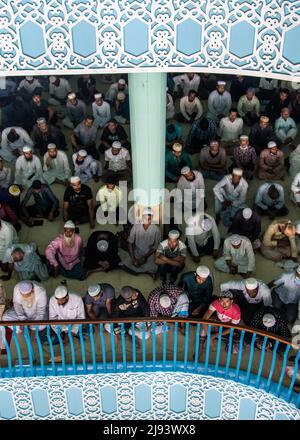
46 325 56 376
152 322 156 373
162 322 167 371
183 322 189 372
287 350 300 402
246 333 256 385
99 324 107 373
35 326 45 376
109 324 117 373
266 340 279 392
141 322 146 371
12 326 23 377
173 322 178 371
193 323 200 373
2 327 12 377
255 336 268 388
78 325 87 375
130 323 137 372
214 326 223 376
204 325 211 375
23 325 35 376
68 324 77 375
56 325 66 376
276 345 291 398
235 330 245 382
225 327 234 379
120 323 127 373
89 324 97 374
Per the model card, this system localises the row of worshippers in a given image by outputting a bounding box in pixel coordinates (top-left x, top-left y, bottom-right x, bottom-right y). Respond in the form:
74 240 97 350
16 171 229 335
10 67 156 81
1 264 297 351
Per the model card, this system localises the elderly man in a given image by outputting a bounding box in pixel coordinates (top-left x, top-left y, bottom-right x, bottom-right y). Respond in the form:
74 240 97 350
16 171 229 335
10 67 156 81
258 140 285 180
31 117 67 155
165 143 192 183
100 119 129 151
199 140 227 181
185 213 220 263
254 182 288 218
121 208 161 278
221 277 272 325
228 208 261 250
21 179 59 225
177 90 203 123
64 92 87 129
1 242 49 281
179 265 213 317
269 267 300 324
213 168 248 226
104 141 131 181
237 88 260 125
0 157 11 189
0 126 34 163
63 176 95 228
49 285 86 340
84 230 120 272
92 93 111 128
219 108 243 153
155 230 186 284
105 78 128 104
232 135 257 180
71 115 98 159
207 81 232 123
72 149 101 183
249 115 275 154
0 219 18 264
261 219 297 262
46 220 86 280
2 281 47 331
275 107 297 147
173 73 200 96
215 234 255 278
43 143 71 185
186 116 217 153
177 166 205 212
15 146 43 189
84 283 115 319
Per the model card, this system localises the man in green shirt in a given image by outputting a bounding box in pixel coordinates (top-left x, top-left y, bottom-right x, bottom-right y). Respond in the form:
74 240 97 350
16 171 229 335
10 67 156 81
179 265 213 317
165 142 192 183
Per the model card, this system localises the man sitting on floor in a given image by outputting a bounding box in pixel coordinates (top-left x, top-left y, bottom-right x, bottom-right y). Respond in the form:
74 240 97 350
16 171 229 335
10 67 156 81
179 265 213 317
155 230 186 284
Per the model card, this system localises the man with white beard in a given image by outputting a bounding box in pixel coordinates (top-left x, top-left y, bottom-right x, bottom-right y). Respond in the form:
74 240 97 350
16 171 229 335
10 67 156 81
14 146 43 189
45 220 86 280
43 143 71 185
72 149 102 183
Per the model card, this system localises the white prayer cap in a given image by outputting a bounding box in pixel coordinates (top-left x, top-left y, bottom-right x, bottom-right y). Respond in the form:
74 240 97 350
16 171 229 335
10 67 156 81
245 278 258 290
296 265 300 275
268 141 277 149
168 229 180 239
54 285 68 299
230 234 242 246
172 143 183 152
70 176 81 184
117 92 126 101
232 168 243 176
159 293 171 309
64 220 75 229
142 207 154 216
49 76 57 83
263 313 276 328
296 224 300 235
201 218 213 232
94 93 102 99
97 240 109 252
260 116 269 123
240 135 249 140
88 284 101 297
26 76 33 81
37 117 46 124
242 208 252 220
9 185 21 196
181 166 191 175
217 81 226 86
67 92 76 100
47 143 57 150
196 265 210 278
23 146 32 153
118 79 126 85
18 281 33 294
77 149 87 157
112 141 122 149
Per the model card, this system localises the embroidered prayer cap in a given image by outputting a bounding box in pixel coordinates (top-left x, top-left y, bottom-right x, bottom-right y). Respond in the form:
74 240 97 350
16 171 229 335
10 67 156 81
67 92 76 100
88 285 101 297
196 265 210 278
245 278 258 290
181 166 191 175
217 81 226 86
37 117 46 125
172 143 183 152
262 313 276 328
64 220 75 229
232 168 243 176
112 141 122 149
242 208 252 220
23 146 32 153
260 116 269 123
97 240 109 252
159 293 172 309
267 141 277 149
220 290 234 299
18 281 33 294
8 185 21 197
168 230 180 239
94 93 102 99
47 143 57 150
77 149 87 157
54 285 68 299
70 176 81 184
230 234 242 246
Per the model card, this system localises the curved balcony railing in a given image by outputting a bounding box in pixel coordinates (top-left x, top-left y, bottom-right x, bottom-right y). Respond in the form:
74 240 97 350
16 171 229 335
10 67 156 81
0 318 299 409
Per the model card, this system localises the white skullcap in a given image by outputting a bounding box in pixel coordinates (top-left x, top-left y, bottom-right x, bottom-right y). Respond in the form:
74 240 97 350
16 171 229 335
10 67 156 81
70 176 81 184
196 265 210 278
37 117 46 124
26 76 33 81
268 141 277 149
181 166 191 175
159 294 171 309
47 143 57 150
94 93 102 99
260 115 269 122
242 208 252 220
217 81 226 86
67 92 76 100
117 92 126 101
118 79 126 85
263 313 276 328
245 278 258 290
230 234 242 246
54 285 68 299
64 220 75 229
88 284 101 297
296 224 300 235
168 229 180 239
23 146 32 153
172 143 183 152
18 281 33 294
201 218 213 232
112 141 122 149
296 265 300 275
97 240 109 252
240 135 249 140
142 208 154 216
232 168 243 176
49 76 57 83
78 149 87 157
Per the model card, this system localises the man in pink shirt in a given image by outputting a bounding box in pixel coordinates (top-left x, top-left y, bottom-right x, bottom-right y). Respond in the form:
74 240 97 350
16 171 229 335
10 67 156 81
201 290 241 354
45 220 86 280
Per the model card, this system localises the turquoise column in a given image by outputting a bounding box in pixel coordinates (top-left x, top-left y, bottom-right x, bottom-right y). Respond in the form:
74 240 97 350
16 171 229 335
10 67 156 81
128 73 166 209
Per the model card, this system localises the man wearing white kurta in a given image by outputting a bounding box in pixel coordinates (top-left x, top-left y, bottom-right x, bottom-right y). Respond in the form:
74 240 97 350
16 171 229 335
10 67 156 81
177 166 205 212
15 146 43 188
219 110 243 148
92 93 111 128
0 127 34 163
173 73 200 96
179 92 203 122
43 143 71 185
49 285 86 336
214 234 255 276
207 81 232 123
72 149 102 183
275 108 297 145
221 278 272 306
185 213 220 262
105 79 128 104
0 219 18 262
